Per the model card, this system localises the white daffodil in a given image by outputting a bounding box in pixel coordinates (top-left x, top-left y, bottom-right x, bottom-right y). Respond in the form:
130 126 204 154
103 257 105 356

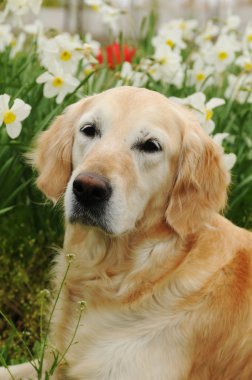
152 44 183 87
221 15 241 34
243 25 252 51
172 92 225 134
4 0 42 16
212 133 237 170
9 33 26 58
117 62 147 87
85 0 122 34
187 59 214 90
225 74 252 104
0 94 31 139
36 63 80 104
236 52 252 73
152 26 186 53
203 34 240 72
84 0 105 11
39 33 83 74
23 20 43 36
0 24 13 52
81 34 100 66
84 33 100 57
195 20 219 46
100 4 122 34
168 18 198 40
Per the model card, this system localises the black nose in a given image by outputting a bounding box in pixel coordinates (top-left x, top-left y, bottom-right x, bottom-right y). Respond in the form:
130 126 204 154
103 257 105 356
73 172 112 206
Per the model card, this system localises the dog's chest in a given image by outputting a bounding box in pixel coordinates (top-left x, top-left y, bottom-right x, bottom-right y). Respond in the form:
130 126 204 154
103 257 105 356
65 303 191 380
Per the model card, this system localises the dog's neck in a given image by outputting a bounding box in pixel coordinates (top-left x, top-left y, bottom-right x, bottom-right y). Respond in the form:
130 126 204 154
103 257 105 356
62 220 191 306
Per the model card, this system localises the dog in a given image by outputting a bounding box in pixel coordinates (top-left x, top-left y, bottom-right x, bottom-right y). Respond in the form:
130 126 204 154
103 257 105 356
2 86 252 379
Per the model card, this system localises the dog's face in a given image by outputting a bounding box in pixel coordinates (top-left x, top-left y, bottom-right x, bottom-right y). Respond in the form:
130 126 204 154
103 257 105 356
65 88 182 235
32 87 230 237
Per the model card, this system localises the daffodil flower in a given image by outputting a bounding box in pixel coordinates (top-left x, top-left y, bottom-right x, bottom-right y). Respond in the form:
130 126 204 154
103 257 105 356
36 63 80 104
0 94 31 139
5 0 42 16
212 133 237 170
39 33 83 74
0 24 12 52
187 59 214 90
171 92 225 134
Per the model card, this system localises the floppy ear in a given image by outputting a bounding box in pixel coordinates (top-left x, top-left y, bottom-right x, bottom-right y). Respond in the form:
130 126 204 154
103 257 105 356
165 124 230 237
29 108 75 202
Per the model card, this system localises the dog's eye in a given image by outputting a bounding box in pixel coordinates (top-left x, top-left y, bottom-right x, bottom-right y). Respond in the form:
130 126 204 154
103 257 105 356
80 123 99 138
137 139 162 153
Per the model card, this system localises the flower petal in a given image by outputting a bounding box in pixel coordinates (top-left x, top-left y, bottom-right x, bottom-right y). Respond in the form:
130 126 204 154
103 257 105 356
188 92 206 112
36 72 53 84
223 153 236 170
0 94 10 112
212 133 229 146
205 119 215 134
11 99 31 121
6 121 22 139
206 98 225 110
43 82 59 98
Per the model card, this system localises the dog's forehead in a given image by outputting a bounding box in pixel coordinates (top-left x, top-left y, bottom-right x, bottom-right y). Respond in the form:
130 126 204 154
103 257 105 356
76 87 183 136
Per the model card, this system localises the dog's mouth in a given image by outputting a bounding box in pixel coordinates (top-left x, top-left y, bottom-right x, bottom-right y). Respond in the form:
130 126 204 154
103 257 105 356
69 201 112 233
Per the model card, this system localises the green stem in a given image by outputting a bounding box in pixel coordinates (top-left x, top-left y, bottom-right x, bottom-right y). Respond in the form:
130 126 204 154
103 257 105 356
38 261 71 379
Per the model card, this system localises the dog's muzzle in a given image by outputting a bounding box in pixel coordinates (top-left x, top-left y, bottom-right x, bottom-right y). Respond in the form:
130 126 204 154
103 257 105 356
69 172 112 231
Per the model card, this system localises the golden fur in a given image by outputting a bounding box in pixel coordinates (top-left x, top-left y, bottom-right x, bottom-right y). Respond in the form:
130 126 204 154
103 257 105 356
3 86 252 380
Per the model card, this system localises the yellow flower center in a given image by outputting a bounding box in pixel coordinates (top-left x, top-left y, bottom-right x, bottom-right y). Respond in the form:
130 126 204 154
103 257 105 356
166 39 175 48
244 62 252 72
206 109 213 121
160 57 167 65
204 34 212 41
196 72 206 81
11 39 17 47
247 34 252 42
148 68 156 75
52 77 64 87
179 21 186 30
60 50 72 61
218 51 228 61
4 110 16 124
91 5 99 11
84 67 92 76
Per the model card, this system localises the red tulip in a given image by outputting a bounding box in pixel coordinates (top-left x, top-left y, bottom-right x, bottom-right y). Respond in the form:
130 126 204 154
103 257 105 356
97 42 136 68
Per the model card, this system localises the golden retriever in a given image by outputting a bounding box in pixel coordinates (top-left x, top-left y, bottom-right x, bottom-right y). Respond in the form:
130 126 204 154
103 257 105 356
2 86 252 380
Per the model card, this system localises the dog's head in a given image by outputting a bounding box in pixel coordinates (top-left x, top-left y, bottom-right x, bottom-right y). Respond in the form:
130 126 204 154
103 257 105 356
31 87 230 237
